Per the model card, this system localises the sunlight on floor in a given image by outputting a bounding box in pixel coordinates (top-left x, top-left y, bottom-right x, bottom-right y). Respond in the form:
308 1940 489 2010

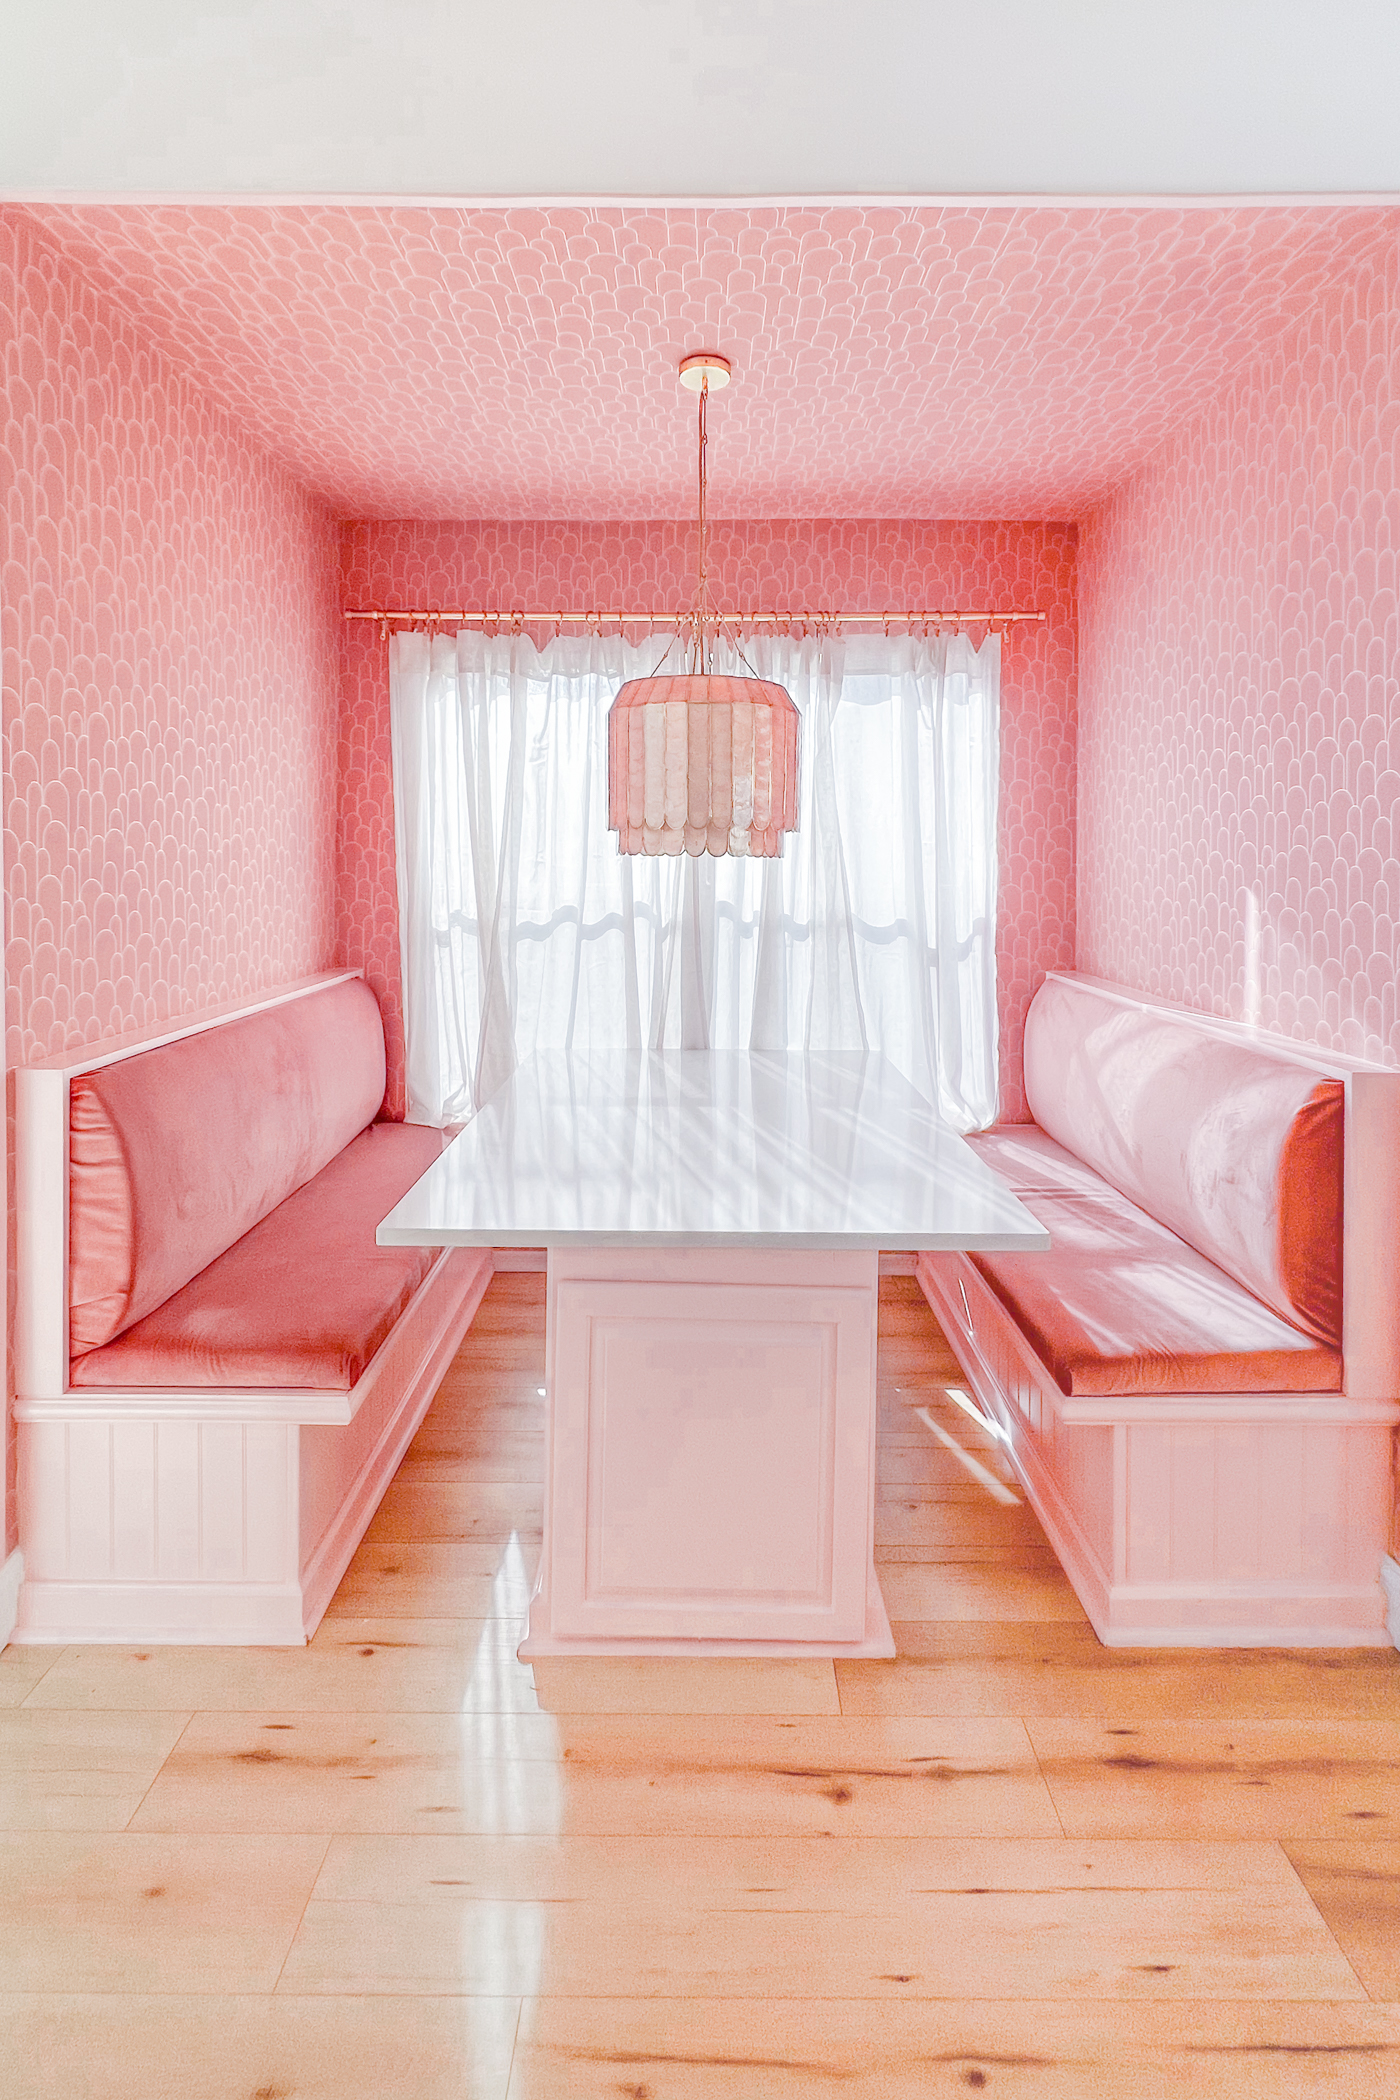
915 1405 1021 1506
461 1531 563 1835
892 1377 1021 1505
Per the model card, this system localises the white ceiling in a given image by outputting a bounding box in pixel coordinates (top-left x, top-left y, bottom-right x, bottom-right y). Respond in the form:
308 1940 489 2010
6 0 1400 200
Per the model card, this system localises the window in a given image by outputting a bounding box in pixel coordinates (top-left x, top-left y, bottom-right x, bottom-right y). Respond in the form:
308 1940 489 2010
390 627 1000 1129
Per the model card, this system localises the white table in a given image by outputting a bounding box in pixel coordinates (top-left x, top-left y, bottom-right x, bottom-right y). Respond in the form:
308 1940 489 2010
379 1051 1049 1659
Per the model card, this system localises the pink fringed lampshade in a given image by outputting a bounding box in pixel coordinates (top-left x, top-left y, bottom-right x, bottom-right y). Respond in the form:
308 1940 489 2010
608 673 800 857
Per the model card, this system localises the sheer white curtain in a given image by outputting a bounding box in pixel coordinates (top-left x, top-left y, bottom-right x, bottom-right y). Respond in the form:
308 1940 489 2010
389 625 1000 1129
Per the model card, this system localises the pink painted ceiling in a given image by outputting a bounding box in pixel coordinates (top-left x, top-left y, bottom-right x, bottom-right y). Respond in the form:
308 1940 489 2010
20 202 1399 522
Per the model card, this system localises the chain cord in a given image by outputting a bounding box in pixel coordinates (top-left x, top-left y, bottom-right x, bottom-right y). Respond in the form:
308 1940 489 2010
696 375 710 673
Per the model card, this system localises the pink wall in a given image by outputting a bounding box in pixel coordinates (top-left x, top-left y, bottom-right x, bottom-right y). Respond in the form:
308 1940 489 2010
338 518 1078 1126
1 211 342 1558
1078 234 1400 1065
1076 229 1400 1553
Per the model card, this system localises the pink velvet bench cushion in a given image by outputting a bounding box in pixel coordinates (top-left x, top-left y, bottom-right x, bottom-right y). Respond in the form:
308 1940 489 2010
69 1123 446 1390
965 1131 1342 1398
1023 978 1343 1347
69 979 388 1358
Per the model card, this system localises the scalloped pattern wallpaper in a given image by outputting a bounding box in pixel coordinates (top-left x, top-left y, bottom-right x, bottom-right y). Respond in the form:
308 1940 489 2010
1077 231 1400 1068
1 211 342 1554
337 519 1078 1127
23 202 1399 523
9 191 1399 1574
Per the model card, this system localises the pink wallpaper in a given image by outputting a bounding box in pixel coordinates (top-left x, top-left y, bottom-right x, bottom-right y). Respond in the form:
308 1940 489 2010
1 210 343 1556
9 181 1396 1589
1077 234 1400 1068
1076 228 1400 1559
23 203 1397 524
337 519 1078 1128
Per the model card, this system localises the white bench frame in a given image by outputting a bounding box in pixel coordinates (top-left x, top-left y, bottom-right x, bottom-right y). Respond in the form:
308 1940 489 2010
12 970 492 1644
919 972 1400 1646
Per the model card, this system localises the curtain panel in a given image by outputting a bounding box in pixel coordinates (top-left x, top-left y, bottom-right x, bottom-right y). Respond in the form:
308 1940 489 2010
389 627 1000 1130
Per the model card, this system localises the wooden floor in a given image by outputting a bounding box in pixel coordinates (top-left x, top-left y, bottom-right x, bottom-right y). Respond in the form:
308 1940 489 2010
3 1271 1400 2097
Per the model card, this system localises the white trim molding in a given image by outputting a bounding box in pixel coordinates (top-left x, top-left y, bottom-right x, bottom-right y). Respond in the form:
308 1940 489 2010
1383 1556 1400 1651
0 1548 23 1649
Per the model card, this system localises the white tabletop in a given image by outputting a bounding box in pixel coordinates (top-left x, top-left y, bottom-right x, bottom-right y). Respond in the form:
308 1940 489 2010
378 1050 1050 1253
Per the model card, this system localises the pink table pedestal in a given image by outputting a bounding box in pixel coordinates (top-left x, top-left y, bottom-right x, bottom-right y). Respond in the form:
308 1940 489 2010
521 1245 891 1658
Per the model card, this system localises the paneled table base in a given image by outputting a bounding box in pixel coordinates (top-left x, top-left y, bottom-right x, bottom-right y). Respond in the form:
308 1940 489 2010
518 1247 895 1659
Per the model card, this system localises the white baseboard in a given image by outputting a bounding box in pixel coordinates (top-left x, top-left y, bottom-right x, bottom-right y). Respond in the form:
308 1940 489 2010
0 1549 23 1648
1383 1555 1400 1651
12 1578 307 1645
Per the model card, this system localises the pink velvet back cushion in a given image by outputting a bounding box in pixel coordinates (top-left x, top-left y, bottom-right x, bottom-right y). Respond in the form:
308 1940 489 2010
1023 977 1344 1347
69 978 388 1357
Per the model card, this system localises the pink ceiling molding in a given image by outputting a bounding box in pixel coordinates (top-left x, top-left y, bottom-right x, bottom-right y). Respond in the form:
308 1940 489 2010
19 203 1399 524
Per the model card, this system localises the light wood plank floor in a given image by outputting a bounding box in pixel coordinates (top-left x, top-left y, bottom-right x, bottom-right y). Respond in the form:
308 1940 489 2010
3 1271 1399 2097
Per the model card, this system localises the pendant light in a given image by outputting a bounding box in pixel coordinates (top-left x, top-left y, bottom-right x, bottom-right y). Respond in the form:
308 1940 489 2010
608 354 799 857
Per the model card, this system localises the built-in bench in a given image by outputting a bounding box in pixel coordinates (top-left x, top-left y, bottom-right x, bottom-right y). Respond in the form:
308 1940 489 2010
12 971 492 1644
919 972 1400 1646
